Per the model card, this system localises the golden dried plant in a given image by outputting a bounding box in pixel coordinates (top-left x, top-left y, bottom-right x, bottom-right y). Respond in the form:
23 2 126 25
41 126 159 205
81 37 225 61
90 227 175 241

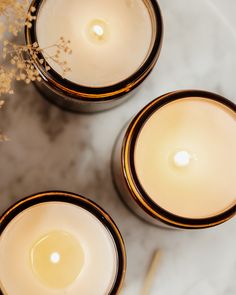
2 37 72 86
0 1 72 97
0 0 72 140
0 0 30 36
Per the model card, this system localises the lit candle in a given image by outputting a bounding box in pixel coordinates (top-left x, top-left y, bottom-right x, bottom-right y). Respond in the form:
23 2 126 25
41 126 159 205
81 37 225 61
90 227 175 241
112 90 236 229
25 0 163 112
0 192 126 294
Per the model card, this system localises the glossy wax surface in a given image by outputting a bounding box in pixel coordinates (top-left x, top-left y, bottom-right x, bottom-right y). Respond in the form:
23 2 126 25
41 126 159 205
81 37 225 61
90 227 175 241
31 230 84 289
0 202 117 295
134 97 236 219
36 0 153 87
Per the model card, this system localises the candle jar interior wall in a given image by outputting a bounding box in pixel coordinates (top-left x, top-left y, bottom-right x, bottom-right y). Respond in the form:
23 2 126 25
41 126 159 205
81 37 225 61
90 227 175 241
112 90 236 229
0 192 126 295
25 0 163 113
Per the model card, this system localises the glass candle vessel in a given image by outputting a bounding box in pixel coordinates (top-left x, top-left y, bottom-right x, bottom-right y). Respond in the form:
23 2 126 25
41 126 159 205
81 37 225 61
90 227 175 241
0 191 126 295
25 0 163 112
112 90 236 229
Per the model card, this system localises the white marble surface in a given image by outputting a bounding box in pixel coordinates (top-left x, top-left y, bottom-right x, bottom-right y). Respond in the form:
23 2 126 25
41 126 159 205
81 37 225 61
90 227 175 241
0 0 236 294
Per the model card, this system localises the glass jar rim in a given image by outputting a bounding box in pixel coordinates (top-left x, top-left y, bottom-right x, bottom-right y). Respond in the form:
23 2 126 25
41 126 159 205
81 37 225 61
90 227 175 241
0 191 126 294
122 90 236 229
25 0 163 102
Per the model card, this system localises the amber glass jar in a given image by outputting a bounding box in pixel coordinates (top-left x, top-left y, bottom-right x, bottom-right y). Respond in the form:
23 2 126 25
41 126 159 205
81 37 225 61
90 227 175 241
25 0 163 112
112 90 236 229
0 191 126 294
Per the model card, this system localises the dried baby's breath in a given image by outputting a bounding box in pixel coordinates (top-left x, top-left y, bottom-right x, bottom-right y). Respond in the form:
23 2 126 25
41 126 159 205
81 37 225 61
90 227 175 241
0 0 72 139
25 6 36 29
0 1 72 95
39 37 72 76
0 66 14 96
0 100 5 108
0 0 30 36
0 0 72 93
2 37 72 85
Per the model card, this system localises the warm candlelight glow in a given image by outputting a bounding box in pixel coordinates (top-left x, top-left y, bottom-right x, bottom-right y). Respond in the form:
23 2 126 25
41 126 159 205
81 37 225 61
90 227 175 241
31 231 84 289
134 97 236 219
36 0 153 86
113 91 235 228
172 150 193 168
50 252 60 264
93 25 104 37
87 19 108 44
0 201 119 294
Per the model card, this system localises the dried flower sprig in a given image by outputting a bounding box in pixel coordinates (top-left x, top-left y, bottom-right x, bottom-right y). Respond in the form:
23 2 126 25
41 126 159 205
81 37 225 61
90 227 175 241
33 37 73 77
25 6 36 29
0 0 72 140
2 37 72 86
3 41 42 84
0 1 72 96
0 66 14 95
0 100 4 108
0 0 30 36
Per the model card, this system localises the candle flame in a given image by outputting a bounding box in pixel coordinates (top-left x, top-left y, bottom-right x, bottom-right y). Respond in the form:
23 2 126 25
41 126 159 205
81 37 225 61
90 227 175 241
50 252 61 264
93 25 104 37
87 19 109 43
174 150 191 167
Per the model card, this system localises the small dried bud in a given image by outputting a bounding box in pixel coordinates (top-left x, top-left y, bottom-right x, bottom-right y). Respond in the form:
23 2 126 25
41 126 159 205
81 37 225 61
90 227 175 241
31 7 36 13
0 100 5 108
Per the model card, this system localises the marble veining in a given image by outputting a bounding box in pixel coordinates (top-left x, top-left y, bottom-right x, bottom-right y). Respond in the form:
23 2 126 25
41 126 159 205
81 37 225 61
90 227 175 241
0 0 235 294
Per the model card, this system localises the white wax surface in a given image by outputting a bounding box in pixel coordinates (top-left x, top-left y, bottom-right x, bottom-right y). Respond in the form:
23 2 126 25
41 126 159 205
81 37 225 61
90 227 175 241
0 202 118 295
134 97 236 219
36 0 153 87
